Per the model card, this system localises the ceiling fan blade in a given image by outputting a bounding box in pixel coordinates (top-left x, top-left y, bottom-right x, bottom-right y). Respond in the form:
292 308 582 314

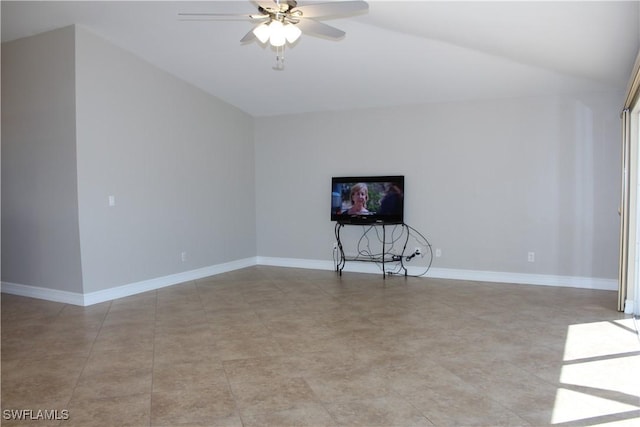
240 27 257 43
177 12 268 21
294 1 369 19
296 18 345 40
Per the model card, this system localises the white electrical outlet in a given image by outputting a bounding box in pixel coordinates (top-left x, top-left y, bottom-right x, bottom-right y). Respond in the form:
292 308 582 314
528 252 535 262
108 195 115 207
435 248 442 257
181 251 187 262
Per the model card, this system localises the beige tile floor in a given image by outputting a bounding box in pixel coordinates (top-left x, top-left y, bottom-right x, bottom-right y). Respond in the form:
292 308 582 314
2 266 639 426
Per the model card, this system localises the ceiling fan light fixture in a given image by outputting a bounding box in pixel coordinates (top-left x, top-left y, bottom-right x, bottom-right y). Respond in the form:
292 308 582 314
252 23 271 43
284 23 301 43
268 20 286 47
182 0 370 68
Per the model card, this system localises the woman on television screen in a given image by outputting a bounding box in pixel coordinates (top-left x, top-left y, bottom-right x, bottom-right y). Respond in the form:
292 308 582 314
343 183 371 215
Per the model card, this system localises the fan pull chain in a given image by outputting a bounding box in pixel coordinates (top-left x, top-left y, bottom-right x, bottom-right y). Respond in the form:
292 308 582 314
274 45 285 71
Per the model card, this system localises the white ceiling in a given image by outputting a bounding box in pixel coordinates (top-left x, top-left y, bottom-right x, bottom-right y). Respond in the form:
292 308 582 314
2 1 639 116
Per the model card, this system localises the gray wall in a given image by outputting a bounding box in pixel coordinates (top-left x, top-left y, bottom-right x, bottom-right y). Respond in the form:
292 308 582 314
1 26 83 293
74 27 256 293
255 92 622 279
2 26 257 294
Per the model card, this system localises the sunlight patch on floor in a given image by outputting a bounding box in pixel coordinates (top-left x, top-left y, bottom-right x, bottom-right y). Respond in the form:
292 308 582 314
551 319 640 425
551 388 639 424
562 319 639 362
559 354 640 397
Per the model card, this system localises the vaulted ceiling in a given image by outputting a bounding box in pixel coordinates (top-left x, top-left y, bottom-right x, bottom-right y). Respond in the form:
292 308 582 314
3 1 639 116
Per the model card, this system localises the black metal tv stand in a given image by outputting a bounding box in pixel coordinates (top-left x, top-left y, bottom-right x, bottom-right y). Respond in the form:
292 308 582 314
334 222 409 278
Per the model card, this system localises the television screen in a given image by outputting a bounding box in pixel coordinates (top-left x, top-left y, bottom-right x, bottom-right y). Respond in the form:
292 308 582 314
331 176 404 224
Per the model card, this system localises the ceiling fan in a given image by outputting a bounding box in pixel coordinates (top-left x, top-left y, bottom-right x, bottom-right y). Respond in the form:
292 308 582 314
178 0 369 69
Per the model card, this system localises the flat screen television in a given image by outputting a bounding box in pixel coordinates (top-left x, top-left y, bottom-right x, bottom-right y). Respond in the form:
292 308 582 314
331 176 404 224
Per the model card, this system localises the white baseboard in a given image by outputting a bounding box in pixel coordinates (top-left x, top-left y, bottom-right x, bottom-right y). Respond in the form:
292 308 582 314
1 257 257 306
426 267 618 291
82 257 257 306
2 256 618 306
257 256 335 271
256 256 618 291
0 281 86 306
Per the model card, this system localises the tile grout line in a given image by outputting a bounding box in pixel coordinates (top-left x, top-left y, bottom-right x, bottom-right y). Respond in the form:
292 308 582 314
149 289 159 427
204 278 248 426
64 299 113 422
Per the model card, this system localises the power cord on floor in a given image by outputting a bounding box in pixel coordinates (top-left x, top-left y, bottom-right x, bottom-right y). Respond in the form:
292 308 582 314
333 221 434 277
